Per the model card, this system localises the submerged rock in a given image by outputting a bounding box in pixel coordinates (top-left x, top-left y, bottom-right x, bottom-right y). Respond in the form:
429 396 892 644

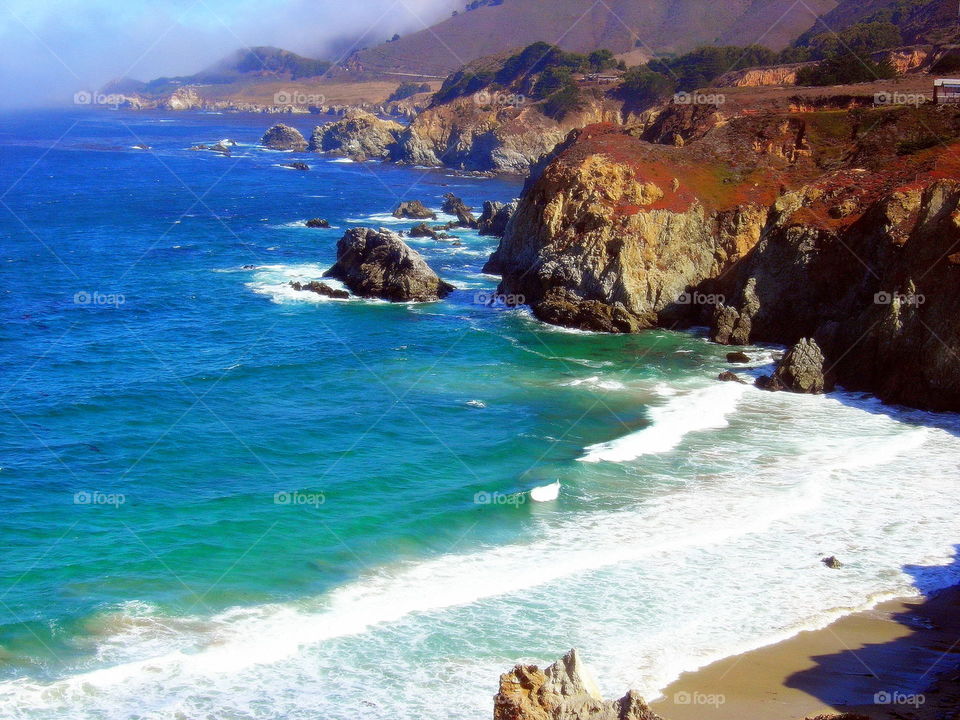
409 223 453 240
324 227 454 302
260 123 307 151
285 161 310 171
822 556 843 569
289 281 349 299
392 200 436 220
718 371 748 384
494 649 662 720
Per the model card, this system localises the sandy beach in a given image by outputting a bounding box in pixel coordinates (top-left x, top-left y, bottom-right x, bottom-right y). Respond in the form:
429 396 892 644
650 587 960 720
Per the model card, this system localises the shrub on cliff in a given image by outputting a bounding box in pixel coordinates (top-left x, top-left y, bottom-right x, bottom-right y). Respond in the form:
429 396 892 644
796 53 897 86
617 67 676 108
388 81 431 102
652 45 779 90
542 83 583 120
797 21 903 60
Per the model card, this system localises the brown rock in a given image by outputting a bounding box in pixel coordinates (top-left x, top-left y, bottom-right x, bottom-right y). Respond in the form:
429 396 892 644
392 200 436 220
260 124 307 151
761 338 834 394
324 227 454 302
494 650 662 720
289 281 349 299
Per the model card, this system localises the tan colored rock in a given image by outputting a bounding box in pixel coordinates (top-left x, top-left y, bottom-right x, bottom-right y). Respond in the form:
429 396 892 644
493 650 662 720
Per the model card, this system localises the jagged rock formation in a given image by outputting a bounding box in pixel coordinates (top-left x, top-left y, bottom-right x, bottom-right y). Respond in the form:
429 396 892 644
260 124 307 151
714 63 807 87
490 103 960 410
324 227 454 302
393 200 436 219
494 650 662 720
758 338 833 393
441 193 471 215
479 200 518 237
308 109 403 160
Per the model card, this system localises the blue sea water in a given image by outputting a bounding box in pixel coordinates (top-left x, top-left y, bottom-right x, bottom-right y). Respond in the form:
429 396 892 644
1 109 960 720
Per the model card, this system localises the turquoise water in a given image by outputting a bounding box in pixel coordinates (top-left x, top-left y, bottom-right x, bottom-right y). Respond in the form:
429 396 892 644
2 110 960 719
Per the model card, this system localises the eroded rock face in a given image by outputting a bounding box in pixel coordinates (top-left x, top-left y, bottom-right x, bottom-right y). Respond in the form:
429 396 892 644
492 123 776 332
308 109 403 159
324 227 454 302
493 649 662 720
490 102 960 410
260 124 308 151
392 96 621 173
715 177 960 410
479 200 518 237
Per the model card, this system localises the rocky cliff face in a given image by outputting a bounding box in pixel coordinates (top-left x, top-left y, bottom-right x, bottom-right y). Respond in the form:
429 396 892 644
491 116 806 331
392 96 623 173
715 176 960 410
494 650 661 720
714 64 806 87
490 104 960 410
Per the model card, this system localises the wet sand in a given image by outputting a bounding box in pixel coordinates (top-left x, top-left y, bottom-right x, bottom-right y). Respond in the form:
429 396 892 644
650 587 960 720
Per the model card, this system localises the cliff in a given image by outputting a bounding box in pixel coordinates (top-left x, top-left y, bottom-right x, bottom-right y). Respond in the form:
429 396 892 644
490 103 960 411
391 95 623 173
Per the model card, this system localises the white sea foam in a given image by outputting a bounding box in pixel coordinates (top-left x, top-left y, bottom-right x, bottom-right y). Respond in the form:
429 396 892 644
244 263 357 304
580 382 747 462
562 376 627 391
5 374 960 720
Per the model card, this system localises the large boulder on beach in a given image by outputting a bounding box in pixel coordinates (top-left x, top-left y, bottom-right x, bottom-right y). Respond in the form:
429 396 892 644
324 227 454 302
757 338 834 394
494 649 662 720
260 123 307 151
393 200 436 220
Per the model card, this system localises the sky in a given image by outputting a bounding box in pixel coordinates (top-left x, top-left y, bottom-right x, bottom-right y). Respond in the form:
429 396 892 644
0 0 459 107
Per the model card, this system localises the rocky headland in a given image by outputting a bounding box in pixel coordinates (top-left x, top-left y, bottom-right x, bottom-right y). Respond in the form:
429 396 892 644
487 102 960 411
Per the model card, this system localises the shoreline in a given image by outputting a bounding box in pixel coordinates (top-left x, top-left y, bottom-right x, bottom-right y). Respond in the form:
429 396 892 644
649 585 960 720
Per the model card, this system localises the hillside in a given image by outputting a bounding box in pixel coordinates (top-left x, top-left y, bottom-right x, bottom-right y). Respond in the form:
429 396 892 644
801 0 960 45
105 46 332 98
345 0 838 77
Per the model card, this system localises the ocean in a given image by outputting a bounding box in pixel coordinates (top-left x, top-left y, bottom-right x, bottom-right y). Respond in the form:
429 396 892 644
1 108 959 720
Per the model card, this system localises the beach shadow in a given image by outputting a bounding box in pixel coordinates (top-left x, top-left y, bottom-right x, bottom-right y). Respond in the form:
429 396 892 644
783 548 960 717
827 387 960 441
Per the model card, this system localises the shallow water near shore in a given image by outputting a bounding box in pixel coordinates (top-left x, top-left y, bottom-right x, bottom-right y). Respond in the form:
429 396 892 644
2 109 960 719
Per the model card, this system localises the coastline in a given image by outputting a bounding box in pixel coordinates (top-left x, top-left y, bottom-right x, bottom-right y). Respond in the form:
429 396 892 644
649 585 960 720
